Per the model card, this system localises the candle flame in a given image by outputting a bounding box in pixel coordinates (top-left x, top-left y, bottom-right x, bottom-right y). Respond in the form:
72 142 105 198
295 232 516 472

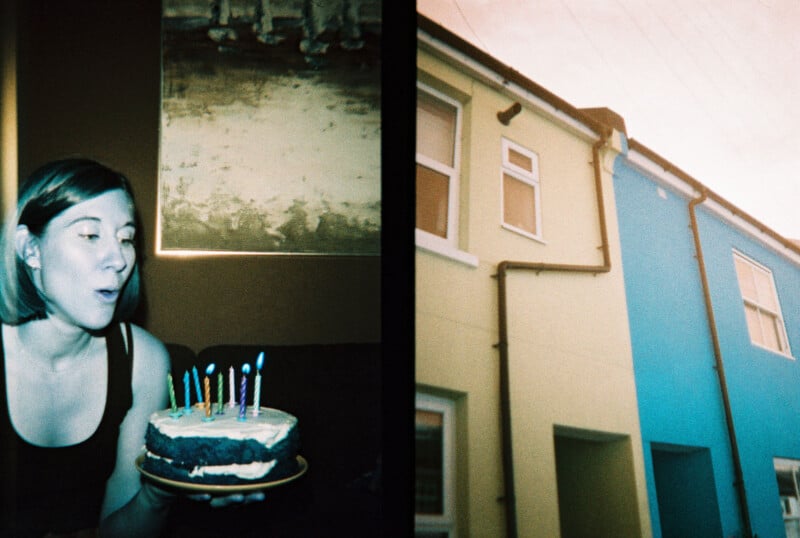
205 363 216 375
242 363 251 375
256 351 264 371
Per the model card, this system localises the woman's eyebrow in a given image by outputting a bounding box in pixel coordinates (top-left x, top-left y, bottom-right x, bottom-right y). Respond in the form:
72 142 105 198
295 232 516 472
65 216 136 228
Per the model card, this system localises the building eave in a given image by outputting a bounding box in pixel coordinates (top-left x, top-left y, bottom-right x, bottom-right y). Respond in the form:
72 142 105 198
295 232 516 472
626 138 800 265
418 13 611 141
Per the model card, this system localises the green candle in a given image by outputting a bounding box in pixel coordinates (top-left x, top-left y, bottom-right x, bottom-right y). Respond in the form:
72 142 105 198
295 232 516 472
167 373 178 414
217 372 224 414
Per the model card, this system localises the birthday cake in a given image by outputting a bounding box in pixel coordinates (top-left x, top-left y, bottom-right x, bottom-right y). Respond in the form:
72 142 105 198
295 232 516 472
141 406 301 485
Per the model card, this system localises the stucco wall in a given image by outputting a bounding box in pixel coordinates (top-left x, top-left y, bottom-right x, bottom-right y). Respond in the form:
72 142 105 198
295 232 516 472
417 39 651 538
614 150 800 538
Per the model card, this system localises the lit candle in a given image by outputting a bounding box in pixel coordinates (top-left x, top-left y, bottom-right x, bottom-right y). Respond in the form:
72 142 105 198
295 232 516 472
183 370 192 413
167 372 180 418
192 366 203 408
203 363 215 421
238 363 251 421
228 366 236 408
217 371 224 414
252 352 264 417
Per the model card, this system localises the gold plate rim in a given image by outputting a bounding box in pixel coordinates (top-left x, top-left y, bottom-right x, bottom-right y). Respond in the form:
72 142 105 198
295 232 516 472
135 454 308 493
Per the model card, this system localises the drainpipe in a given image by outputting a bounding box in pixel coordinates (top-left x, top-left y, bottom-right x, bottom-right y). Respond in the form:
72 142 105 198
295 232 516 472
494 129 612 538
688 191 754 538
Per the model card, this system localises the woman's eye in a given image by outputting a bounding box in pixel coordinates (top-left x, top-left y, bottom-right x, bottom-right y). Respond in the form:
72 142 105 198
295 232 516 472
80 233 99 241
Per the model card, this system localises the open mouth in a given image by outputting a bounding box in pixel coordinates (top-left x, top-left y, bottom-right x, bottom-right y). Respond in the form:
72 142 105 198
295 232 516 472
96 289 120 303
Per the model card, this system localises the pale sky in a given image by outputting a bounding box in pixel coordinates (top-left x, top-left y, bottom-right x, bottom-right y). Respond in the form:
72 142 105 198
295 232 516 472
417 0 800 240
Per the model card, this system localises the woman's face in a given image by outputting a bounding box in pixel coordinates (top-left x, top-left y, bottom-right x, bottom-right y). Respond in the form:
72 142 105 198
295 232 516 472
32 189 136 331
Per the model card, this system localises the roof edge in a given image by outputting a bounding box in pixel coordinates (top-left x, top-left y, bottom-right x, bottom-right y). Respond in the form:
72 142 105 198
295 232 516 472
418 13 609 137
418 11 800 260
628 138 800 258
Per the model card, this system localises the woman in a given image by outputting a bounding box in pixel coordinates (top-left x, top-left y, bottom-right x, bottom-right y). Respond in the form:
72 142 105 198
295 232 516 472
0 158 172 537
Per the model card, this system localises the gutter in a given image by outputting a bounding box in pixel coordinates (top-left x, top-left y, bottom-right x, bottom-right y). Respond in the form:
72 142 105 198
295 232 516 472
631 138 800 260
688 191 754 538
494 129 612 538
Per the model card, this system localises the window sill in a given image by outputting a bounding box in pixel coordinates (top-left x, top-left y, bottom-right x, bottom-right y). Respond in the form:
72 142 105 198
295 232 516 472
750 341 795 360
416 229 479 268
501 223 546 244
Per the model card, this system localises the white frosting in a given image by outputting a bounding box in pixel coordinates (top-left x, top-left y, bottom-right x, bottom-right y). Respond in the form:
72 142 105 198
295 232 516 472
145 450 277 480
149 406 297 447
188 460 277 480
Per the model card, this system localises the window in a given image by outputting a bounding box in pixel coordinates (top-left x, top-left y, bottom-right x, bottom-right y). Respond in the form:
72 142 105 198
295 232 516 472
733 251 790 355
501 137 541 239
416 82 462 242
415 393 455 537
774 458 800 537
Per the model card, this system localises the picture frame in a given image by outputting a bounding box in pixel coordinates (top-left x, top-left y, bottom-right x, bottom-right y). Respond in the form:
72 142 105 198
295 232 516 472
157 0 382 255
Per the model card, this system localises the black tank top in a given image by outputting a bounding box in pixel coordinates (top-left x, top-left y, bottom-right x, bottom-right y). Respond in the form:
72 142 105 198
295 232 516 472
0 323 133 536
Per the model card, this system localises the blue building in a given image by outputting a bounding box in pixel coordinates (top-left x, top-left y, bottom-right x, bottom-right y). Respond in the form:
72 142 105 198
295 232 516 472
613 136 800 538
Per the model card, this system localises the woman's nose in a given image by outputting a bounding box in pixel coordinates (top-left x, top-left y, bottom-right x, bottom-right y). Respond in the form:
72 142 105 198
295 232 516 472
102 237 129 272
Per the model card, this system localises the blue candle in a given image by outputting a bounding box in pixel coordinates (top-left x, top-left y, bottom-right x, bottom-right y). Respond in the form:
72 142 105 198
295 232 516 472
238 363 251 421
192 366 203 406
183 370 192 412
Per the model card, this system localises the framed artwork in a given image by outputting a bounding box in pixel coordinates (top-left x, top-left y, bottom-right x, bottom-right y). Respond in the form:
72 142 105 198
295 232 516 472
157 0 382 255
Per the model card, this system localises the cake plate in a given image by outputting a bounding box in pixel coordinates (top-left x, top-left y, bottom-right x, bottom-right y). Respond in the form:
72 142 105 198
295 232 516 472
135 454 308 493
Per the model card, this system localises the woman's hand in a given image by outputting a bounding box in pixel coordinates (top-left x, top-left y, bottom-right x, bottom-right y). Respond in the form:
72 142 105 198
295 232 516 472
138 480 176 511
188 491 266 508
98 480 175 538
139 477 266 509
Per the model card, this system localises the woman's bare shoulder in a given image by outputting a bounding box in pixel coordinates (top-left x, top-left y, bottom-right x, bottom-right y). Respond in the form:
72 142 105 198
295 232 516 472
127 324 170 371
123 324 170 410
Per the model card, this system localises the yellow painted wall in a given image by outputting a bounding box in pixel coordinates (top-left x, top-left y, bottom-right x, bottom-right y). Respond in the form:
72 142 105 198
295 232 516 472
416 39 652 538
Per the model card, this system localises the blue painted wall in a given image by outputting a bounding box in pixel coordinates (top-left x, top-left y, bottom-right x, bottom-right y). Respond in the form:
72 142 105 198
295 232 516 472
695 206 800 538
614 149 800 538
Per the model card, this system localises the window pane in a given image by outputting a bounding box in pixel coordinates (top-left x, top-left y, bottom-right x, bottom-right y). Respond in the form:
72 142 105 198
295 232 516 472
417 90 456 167
744 304 763 346
753 268 778 310
777 469 797 496
760 310 785 352
416 409 444 515
508 147 533 173
503 173 537 234
417 164 450 238
735 258 757 301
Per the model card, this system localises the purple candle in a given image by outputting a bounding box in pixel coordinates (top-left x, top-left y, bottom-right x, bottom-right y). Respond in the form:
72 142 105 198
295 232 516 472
238 363 251 421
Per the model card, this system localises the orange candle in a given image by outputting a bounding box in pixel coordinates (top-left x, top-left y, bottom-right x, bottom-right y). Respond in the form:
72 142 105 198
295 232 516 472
204 376 211 418
203 363 216 421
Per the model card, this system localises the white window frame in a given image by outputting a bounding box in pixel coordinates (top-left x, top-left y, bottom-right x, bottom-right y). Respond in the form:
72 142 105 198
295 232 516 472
416 82 477 267
774 458 800 534
500 137 542 241
733 250 792 357
415 392 456 537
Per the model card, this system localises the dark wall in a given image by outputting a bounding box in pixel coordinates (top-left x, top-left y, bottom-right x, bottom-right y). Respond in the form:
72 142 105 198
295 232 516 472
15 0 381 350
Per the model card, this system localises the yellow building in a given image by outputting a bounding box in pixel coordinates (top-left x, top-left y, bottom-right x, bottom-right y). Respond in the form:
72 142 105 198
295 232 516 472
415 15 652 538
